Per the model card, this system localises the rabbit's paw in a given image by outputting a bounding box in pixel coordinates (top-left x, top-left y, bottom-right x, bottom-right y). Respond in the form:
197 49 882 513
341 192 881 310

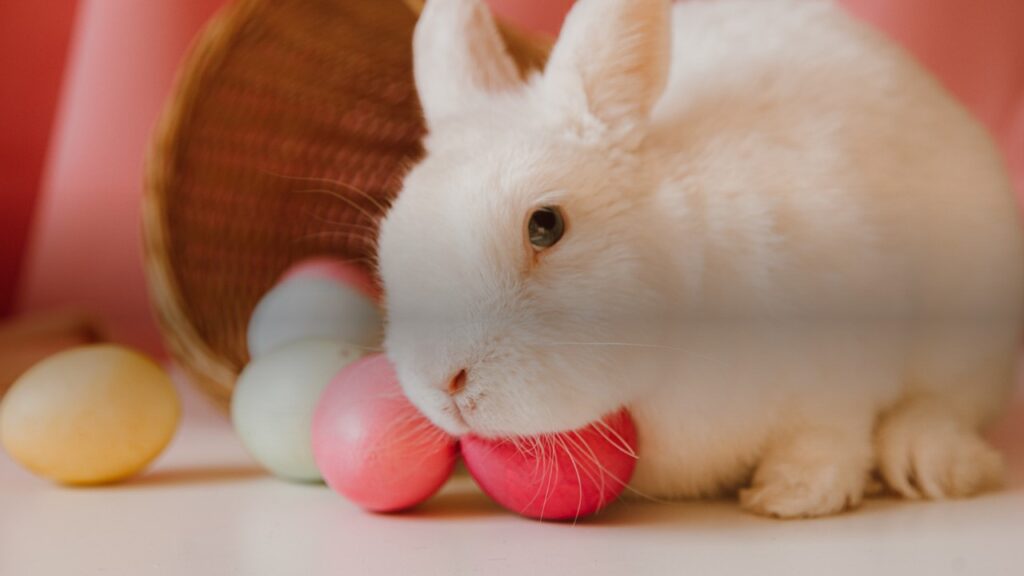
877 400 1004 500
741 431 869 519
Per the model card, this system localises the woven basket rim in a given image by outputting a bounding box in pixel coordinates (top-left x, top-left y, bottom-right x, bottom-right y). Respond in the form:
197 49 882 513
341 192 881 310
144 0 269 406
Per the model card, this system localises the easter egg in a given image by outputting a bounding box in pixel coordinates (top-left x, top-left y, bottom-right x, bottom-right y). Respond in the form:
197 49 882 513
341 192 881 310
279 257 380 301
0 345 180 485
312 354 457 512
461 409 638 521
232 339 364 482
247 259 383 358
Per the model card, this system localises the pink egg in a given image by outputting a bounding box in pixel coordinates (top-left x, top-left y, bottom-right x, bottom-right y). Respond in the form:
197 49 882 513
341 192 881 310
280 257 381 303
461 409 638 521
311 354 457 512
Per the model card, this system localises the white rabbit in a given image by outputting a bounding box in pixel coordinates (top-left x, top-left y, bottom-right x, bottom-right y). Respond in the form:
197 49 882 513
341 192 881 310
376 0 1024 518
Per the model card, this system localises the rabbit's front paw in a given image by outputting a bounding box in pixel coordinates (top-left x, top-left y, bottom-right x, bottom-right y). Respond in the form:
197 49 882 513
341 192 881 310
877 399 1005 500
741 429 870 519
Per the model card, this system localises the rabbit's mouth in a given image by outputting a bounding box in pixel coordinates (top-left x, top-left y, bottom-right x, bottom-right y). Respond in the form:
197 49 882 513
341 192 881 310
438 395 471 435
453 388 491 430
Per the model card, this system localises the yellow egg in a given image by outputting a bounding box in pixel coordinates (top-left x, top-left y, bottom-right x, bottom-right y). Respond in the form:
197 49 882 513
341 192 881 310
0 345 180 485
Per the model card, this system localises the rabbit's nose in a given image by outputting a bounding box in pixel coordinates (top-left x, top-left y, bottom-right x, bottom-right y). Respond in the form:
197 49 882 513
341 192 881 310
447 369 468 396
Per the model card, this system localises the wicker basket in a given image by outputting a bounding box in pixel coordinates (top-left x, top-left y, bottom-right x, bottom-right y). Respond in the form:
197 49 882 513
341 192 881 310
144 0 548 409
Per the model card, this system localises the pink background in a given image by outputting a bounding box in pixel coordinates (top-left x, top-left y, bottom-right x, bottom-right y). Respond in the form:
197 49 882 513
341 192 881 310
10 0 226 353
3 0 1023 354
0 1 78 318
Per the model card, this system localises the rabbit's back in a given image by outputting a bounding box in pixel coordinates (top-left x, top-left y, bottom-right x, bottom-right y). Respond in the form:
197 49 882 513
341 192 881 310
649 0 1024 326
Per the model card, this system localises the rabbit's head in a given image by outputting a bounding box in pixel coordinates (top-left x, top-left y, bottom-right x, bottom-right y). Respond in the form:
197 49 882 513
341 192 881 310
378 0 673 436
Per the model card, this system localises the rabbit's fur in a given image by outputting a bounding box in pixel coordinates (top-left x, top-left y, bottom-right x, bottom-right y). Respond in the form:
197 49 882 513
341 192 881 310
376 0 1024 517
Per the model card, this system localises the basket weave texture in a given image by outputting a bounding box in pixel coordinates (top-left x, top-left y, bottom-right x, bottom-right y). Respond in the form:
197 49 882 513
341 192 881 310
144 0 547 408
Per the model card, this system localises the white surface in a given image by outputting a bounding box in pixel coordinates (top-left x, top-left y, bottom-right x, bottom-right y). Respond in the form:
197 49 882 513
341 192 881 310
2 370 1023 576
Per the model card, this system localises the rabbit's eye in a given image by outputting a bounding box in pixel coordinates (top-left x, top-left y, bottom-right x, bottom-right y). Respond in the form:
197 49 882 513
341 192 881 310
528 206 566 250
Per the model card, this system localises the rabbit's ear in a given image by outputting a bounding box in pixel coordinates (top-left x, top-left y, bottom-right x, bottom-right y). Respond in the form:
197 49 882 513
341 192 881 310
413 0 522 127
542 0 671 138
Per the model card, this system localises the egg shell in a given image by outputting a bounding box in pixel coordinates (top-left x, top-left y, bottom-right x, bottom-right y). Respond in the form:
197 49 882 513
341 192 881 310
0 345 180 485
312 354 457 512
461 409 638 521
279 258 381 303
247 259 383 358
232 339 365 481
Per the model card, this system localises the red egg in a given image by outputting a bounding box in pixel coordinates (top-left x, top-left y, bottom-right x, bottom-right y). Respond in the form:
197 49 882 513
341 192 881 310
311 354 457 512
461 409 638 521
